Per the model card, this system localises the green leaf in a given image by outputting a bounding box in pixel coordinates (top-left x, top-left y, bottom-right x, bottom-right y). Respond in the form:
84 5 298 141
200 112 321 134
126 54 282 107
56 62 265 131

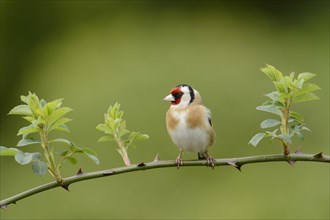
118 129 130 138
297 72 316 82
277 134 292 144
249 133 265 147
15 151 41 165
81 148 100 164
32 160 48 176
294 78 304 89
8 105 32 116
292 92 319 104
261 64 283 82
264 91 280 102
17 124 41 136
293 83 321 97
17 138 41 147
63 156 77 165
44 98 63 116
48 117 72 132
53 124 70 133
289 111 304 122
47 107 72 129
97 136 114 142
60 150 69 157
96 123 109 133
0 146 19 156
49 138 74 146
256 105 281 116
22 116 35 123
134 133 149 141
260 119 281 129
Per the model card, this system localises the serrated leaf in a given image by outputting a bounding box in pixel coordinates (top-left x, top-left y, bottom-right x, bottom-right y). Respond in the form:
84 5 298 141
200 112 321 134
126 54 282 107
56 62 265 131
32 160 48 176
260 119 281 129
256 105 281 116
261 64 283 81
17 138 41 147
8 105 32 116
0 146 19 156
297 72 316 82
293 83 321 97
97 136 114 142
294 78 304 89
249 133 265 147
17 124 41 136
292 92 319 104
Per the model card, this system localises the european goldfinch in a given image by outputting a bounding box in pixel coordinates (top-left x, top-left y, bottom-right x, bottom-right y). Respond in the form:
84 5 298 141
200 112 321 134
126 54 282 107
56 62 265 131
163 84 216 168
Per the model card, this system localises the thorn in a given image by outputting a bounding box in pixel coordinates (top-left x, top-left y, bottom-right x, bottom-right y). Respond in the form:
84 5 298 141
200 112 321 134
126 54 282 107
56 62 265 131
137 162 146 167
153 153 160 162
294 148 302 154
313 152 323 159
236 164 242 172
103 170 115 176
0 204 9 210
226 161 241 172
76 168 84 175
61 184 70 191
287 160 296 167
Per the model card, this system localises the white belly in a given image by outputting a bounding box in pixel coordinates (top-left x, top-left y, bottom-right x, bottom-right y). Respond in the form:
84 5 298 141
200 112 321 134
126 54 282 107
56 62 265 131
169 125 209 153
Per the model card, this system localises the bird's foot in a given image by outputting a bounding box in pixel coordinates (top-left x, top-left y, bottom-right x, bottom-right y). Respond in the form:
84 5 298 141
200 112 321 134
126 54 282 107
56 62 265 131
206 156 216 169
176 156 183 169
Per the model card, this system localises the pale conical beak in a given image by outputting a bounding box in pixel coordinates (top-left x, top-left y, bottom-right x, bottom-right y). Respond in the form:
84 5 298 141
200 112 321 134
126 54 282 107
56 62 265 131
163 94 175 102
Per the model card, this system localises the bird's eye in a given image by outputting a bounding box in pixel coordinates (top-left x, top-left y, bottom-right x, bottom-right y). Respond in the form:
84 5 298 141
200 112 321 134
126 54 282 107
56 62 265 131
172 92 183 99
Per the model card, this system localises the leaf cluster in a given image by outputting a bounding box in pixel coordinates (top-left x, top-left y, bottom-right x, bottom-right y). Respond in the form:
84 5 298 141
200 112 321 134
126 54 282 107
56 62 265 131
249 65 320 150
96 102 149 166
4 92 99 180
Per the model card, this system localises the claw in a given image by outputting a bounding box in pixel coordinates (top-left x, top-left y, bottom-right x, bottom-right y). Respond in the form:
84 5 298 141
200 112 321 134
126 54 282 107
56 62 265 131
176 150 184 169
206 156 215 169
203 151 215 169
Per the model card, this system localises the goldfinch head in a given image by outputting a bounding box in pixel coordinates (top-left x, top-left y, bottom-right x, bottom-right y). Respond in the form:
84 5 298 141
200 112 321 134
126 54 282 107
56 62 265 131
163 84 202 107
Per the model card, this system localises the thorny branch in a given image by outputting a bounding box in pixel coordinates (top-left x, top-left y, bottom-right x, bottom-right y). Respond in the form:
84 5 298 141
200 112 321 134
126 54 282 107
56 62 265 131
1 152 329 209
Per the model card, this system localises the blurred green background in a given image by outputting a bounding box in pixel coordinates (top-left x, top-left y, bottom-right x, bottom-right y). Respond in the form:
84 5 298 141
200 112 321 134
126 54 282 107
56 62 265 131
0 1 329 219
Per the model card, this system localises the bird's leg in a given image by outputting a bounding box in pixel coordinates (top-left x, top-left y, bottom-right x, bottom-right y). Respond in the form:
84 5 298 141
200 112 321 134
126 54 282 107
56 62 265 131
204 151 215 169
176 150 184 169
